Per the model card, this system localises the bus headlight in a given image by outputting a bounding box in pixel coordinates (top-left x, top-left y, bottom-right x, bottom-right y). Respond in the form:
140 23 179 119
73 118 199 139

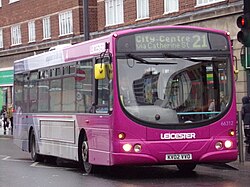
215 141 223 150
123 144 132 152
134 144 142 153
224 140 233 149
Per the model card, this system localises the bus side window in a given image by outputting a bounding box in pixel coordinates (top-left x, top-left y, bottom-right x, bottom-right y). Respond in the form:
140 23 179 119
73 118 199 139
29 71 38 112
63 66 70 75
38 80 49 112
76 60 93 113
23 74 29 113
62 77 75 111
50 79 62 112
95 64 113 114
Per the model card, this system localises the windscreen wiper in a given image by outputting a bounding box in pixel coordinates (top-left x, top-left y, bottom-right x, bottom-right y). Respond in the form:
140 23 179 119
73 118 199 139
163 52 183 59
126 53 148 63
163 52 219 63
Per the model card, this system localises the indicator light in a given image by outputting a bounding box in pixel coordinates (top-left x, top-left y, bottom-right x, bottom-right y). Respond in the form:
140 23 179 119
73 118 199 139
229 129 235 136
118 132 126 140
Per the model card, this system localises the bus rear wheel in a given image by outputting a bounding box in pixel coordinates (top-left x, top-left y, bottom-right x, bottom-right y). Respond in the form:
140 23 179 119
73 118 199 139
30 129 43 162
176 163 196 171
78 136 94 174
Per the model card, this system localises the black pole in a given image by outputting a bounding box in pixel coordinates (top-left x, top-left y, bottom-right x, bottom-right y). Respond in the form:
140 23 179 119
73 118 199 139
244 0 250 14
83 0 90 41
247 48 250 96
238 111 245 162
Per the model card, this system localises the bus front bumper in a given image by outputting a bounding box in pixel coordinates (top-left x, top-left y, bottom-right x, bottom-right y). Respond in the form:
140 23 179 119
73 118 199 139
110 149 238 166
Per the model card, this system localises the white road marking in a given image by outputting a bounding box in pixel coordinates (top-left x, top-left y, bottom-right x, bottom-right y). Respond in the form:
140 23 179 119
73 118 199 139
2 156 10 160
30 162 39 167
0 154 8 158
30 162 67 169
0 137 11 140
1 155 32 162
1 155 77 170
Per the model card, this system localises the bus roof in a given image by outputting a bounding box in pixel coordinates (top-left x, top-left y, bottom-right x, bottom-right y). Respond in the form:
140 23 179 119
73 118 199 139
14 46 66 74
14 34 113 74
113 25 228 36
14 26 229 74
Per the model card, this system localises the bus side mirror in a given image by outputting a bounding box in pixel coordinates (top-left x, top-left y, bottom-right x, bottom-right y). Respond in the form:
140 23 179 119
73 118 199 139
95 64 106 80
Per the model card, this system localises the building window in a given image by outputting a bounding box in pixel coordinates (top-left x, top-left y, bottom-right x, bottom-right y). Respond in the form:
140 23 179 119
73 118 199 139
11 24 22 45
196 0 224 6
59 11 73 36
28 21 36 42
0 29 3 48
43 17 51 39
9 0 19 4
105 0 124 26
0 0 2 7
136 0 149 20
164 0 179 14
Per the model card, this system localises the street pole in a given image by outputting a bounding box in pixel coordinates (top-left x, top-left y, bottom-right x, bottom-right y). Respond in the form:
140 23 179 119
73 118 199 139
83 0 90 41
246 47 250 96
244 0 250 14
238 111 245 163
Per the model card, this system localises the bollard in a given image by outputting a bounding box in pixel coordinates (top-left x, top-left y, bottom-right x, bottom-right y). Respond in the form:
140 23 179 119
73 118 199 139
238 111 244 163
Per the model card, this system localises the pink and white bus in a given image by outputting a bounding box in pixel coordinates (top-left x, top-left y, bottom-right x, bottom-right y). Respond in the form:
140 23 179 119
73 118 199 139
13 26 238 173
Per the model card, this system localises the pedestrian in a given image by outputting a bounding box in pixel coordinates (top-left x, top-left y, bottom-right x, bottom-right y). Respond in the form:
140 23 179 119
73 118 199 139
0 105 8 134
208 98 215 119
241 96 250 144
7 104 13 134
220 91 227 111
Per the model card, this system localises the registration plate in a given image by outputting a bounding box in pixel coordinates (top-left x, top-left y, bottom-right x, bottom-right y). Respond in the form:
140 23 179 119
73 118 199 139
165 154 192 160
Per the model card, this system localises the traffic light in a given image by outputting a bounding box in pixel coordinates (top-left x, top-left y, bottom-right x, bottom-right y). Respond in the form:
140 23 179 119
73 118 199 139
237 13 250 47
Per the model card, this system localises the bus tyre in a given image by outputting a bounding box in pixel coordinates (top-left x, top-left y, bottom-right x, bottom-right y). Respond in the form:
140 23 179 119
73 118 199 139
78 135 94 174
176 163 196 171
30 129 43 162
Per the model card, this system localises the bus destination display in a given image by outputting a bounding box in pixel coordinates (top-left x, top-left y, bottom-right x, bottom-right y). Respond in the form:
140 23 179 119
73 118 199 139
135 32 210 51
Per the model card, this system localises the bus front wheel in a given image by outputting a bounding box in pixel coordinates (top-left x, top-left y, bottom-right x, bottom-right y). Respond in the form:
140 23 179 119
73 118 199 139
30 129 43 162
78 135 94 174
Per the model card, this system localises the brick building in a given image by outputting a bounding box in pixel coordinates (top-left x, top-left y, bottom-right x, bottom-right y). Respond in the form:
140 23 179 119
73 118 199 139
0 0 245 110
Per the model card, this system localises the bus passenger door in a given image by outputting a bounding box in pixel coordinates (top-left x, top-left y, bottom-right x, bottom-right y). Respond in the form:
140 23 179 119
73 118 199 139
13 73 30 151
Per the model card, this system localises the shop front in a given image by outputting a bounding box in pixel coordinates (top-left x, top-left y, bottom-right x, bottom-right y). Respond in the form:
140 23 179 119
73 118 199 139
0 68 13 108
